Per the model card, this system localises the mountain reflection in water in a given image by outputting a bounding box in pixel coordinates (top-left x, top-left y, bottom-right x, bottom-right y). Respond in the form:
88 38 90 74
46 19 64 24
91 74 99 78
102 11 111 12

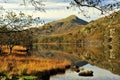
32 43 120 79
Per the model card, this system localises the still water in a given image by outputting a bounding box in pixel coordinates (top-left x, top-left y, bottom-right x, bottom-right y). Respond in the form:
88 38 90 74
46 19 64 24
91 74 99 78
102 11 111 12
33 43 120 80
50 64 120 80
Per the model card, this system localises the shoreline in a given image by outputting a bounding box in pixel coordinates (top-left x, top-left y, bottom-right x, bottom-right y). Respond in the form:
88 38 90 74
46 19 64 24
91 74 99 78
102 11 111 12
0 64 70 80
0 55 71 80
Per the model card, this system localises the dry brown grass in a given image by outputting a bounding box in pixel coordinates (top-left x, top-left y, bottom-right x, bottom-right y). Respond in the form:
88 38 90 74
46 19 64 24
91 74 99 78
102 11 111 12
0 45 70 77
0 55 70 77
1 45 27 54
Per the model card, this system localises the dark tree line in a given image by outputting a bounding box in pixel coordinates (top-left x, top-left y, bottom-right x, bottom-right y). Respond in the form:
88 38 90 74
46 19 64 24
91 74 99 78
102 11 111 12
0 30 32 54
0 11 39 54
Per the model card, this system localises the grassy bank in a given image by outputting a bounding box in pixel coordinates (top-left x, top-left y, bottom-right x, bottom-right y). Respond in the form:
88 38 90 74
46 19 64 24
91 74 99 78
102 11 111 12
0 55 70 79
0 46 70 80
1 45 27 55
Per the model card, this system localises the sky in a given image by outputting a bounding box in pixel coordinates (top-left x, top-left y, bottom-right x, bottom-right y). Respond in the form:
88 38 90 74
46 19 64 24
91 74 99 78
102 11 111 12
0 0 119 23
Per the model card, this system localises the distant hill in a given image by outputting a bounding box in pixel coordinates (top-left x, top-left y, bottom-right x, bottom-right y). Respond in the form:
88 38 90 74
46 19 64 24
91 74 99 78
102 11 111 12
32 15 88 35
54 15 88 25
37 10 120 43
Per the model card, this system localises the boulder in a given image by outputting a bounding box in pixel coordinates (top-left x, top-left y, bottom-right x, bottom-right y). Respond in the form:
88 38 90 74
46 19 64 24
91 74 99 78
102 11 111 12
71 65 80 72
76 69 80 73
78 70 93 76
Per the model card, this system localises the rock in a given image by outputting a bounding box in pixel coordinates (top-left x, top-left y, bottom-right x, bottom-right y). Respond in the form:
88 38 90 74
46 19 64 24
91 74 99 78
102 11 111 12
78 70 93 76
79 67 84 71
75 61 88 67
74 65 79 69
71 65 81 73
76 69 80 73
71 65 79 72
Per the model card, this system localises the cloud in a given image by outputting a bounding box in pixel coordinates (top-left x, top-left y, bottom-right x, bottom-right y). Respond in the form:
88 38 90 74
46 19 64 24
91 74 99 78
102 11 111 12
0 0 22 3
0 0 108 23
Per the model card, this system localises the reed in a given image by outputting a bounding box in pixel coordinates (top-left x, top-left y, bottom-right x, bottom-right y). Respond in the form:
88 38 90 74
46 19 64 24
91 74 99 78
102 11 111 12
0 45 70 79
0 55 70 76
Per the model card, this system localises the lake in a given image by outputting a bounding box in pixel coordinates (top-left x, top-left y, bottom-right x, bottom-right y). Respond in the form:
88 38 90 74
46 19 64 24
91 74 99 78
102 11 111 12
33 43 120 80
50 64 120 80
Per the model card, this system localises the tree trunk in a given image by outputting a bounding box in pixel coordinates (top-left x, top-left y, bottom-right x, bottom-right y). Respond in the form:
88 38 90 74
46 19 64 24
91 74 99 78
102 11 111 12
0 47 2 55
9 46 13 54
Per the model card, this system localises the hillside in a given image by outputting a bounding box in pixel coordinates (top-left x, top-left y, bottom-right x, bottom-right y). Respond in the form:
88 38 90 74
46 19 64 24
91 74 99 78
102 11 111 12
79 11 120 43
32 15 88 35
37 10 120 43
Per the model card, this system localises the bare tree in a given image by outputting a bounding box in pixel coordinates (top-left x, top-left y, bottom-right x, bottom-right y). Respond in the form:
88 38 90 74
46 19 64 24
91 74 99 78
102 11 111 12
69 0 120 14
0 11 40 54
22 0 120 14
1 0 120 14
0 0 46 11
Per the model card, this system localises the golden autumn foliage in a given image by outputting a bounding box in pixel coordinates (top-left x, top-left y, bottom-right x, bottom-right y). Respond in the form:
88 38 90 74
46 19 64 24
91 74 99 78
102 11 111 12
0 46 70 77
1 45 27 54
0 55 70 76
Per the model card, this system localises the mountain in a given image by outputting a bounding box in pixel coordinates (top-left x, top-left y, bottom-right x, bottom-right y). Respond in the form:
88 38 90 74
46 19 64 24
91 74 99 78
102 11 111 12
37 10 120 43
55 15 88 25
33 15 88 35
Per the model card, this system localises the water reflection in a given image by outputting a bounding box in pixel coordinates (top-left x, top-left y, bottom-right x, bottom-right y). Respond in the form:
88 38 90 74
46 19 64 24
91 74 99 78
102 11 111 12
51 64 120 80
33 43 120 76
